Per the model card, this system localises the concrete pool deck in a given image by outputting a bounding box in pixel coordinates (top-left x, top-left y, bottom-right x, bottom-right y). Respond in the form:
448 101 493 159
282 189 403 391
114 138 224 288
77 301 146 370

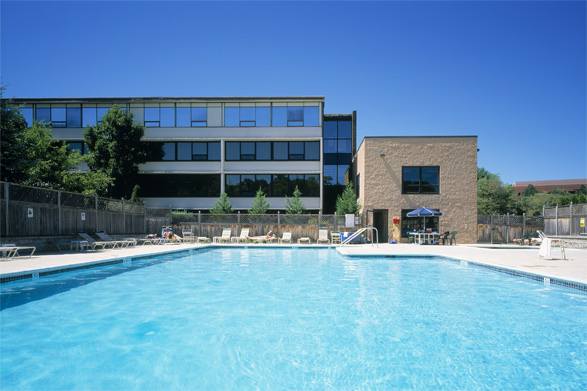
1 243 586 287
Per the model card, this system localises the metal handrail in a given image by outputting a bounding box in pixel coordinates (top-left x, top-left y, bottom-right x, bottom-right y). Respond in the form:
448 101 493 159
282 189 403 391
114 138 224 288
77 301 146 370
340 226 378 247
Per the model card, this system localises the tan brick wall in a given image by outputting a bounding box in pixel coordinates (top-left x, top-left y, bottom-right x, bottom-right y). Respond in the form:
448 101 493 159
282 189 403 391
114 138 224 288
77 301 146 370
355 137 478 244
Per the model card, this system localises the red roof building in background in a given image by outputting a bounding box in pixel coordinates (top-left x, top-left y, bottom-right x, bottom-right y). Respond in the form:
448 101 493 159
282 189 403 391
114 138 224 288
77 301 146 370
513 179 587 195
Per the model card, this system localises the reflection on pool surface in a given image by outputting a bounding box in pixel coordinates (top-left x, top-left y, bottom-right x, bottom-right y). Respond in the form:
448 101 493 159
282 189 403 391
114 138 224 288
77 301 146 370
1 248 586 390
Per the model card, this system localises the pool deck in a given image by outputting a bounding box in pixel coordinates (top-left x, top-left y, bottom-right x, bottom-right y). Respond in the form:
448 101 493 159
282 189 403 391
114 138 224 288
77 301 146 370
1 243 586 286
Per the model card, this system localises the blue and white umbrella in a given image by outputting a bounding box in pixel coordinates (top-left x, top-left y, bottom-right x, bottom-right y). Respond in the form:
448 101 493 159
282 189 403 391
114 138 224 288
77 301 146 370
406 207 442 230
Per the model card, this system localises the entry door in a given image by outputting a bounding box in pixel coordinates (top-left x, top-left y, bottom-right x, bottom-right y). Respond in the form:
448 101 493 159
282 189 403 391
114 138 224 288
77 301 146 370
373 210 389 243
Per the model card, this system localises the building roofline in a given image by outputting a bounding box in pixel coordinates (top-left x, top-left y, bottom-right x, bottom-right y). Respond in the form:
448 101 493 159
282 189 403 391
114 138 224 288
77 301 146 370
7 96 326 103
355 135 478 154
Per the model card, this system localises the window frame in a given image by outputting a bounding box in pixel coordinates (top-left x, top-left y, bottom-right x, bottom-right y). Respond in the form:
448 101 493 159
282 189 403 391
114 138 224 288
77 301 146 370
401 166 440 194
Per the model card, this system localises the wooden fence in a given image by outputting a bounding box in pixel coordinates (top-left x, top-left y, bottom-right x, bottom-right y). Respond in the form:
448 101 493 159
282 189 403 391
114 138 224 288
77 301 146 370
543 203 587 236
477 214 544 244
1 182 146 237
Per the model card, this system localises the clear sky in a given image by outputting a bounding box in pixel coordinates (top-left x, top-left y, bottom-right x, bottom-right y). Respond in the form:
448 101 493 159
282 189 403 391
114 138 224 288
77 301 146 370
2 0 585 185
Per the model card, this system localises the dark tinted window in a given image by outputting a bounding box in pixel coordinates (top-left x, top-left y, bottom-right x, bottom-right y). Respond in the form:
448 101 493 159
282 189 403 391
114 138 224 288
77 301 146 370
273 142 288 160
256 142 271 160
67 107 81 127
305 141 320 160
225 142 240 161
137 174 221 197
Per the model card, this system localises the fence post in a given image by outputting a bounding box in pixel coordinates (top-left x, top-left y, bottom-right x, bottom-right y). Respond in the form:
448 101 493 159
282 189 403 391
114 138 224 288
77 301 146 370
198 211 202 236
334 212 338 232
555 204 559 236
143 202 147 234
95 195 99 232
490 214 493 244
4 182 9 237
58 190 62 235
122 199 126 235
237 211 241 232
570 202 573 236
277 211 281 237
522 213 526 239
506 213 510 244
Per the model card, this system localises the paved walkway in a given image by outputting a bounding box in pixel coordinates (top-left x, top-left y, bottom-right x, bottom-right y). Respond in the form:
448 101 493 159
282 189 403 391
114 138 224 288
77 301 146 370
1 243 586 285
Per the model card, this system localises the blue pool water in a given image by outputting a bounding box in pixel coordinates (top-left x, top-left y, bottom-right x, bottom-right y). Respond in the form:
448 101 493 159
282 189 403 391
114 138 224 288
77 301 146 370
1 248 586 390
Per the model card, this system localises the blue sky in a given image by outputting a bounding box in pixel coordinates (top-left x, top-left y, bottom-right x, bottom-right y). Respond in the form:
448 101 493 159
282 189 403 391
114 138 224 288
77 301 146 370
2 0 585 185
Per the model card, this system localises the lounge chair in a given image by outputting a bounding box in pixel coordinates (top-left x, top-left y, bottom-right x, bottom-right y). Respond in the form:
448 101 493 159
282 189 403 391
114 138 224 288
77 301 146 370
232 228 250 243
279 231 292 244
95 231 135 248
78 233 114 250
316 228 330 244
1 244 36 259
182 230 196 243
213 228 232 243
298 237 311 244
246 231 276 243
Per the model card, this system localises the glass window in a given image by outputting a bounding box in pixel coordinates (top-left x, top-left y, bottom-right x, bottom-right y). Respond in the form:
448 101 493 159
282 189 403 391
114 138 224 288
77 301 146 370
176 107 190 127
145 107 159 122
323 153 338 165
192 143 207 160
337 165 348 185
225 175 241 196
401 209 439 237
305 141 319 160
138 174 221 197
324 139 337 153
21 108 33 127
241 142 255 160
224 107 239 127
256 142 271 160
421 167 440 193
338 121 352 138
240 106 255 121
305 174 320 196
225 142 240 161
273 142 288 160
402 167 421 194
289 174 305 194
303 107 319 126
272 106 287 126
191 107 207 127
208 142 220 161
97 107 109 122
289 142 304 160
66 142 83 154
272 174 289 197
177 142 191 160
256 175 272 195
324 165 337 186
36 108 51 124
83 107 97 127
51 107 66 121
160 107 175 127
256 107 271 126
337 153 352 165
324 121 337 139
162 142 176 161
241 174 256 196
338 139 352 154
67 107 81 127
288 107 303 122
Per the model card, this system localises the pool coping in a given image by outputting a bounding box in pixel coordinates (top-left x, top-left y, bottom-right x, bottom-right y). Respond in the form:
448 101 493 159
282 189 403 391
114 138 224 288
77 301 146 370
1 244 586 293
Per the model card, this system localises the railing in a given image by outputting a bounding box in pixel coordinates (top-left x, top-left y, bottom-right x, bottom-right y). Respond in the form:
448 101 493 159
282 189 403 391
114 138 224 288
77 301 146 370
340 226 378 247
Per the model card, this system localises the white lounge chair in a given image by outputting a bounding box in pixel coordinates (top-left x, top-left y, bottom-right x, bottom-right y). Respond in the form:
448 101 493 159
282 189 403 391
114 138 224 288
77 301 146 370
316 228 330 244
213 228 232 243
279 231 292 244
78 233 114 250
298 237 311 244
232 228 250 243
1 244 36 259
182 230 196 243
95 231 135 248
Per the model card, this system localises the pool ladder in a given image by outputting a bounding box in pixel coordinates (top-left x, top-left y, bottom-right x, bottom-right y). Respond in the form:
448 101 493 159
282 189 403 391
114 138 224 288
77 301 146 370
340 226 379 247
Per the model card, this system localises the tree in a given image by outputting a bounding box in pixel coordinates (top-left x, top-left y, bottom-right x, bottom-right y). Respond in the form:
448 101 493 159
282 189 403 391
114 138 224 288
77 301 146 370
249 188 270 214
335 181 361 215
210 192 234 214
285 186 306 214
477 168 516 214
84 105 150 199
521 183 538 197
1 85 32 183
577 185 587 196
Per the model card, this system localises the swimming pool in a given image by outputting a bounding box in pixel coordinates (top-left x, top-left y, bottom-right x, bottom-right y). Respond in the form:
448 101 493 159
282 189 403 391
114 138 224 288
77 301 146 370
1 248 586 390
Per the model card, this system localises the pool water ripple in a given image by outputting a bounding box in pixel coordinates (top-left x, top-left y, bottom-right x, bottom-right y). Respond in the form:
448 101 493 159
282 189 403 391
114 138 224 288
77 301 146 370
1 248 586 390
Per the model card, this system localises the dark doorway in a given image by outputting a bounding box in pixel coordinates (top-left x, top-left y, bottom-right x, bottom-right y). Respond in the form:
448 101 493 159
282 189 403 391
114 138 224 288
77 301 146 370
373 210 389 243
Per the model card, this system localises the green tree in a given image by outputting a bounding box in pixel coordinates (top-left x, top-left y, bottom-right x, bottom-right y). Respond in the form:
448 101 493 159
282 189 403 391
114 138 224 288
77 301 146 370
577 184 587 196
335 181 361 215
249 188 270 214
1 85 32 183
477 168 516 214
521 183 538 197
84 105 150 199
210 192 234 214
285 185 306 214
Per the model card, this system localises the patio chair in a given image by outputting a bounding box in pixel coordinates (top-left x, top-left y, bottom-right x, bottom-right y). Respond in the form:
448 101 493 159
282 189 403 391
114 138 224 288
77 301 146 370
182 230 196 243
298 236 311 244
316 228 330 244
78 233 113 250
1 244 36 259
440 231 451 245
232 228 250 243
448 231 458 245
95 231 135 248
279 231 292 244
213 228 232 243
